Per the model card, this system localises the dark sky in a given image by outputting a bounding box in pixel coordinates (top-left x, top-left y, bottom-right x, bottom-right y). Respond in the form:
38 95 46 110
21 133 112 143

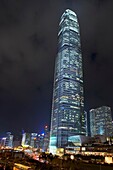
0 0 113 135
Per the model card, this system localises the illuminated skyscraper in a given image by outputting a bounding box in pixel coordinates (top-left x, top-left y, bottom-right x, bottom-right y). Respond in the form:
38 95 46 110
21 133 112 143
50 9 85 153
90 106 113 137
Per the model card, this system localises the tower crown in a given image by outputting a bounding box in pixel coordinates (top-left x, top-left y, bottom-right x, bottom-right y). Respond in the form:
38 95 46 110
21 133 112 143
65 9 77 16
61 9 77 20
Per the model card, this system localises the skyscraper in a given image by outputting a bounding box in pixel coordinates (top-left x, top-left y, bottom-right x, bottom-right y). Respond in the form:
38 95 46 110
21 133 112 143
50 9 85 153
90 106 113 137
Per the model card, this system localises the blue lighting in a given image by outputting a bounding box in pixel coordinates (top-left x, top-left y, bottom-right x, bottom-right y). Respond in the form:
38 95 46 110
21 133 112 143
41 133 44 136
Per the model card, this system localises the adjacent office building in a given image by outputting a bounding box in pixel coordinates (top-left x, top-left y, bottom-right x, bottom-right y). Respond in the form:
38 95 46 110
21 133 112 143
50 9 85 153
90 106 113 137
21 133 31 147
30 133 37 148
43 126 50 152
37 126 50 152
0 132 13 148
21 132 37 148
5 132 13 148
84 111 88 136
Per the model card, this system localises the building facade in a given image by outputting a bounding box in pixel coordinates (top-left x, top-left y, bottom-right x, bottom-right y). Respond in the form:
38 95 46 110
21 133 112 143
50 9 85 153
90 106 113 137
43 126 50 152
30 133 37 148
84 111 88 136
21 132 37 148
0 132 13 148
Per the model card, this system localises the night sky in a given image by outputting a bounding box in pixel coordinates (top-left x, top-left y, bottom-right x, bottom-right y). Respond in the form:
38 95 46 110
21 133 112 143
0 0 113 135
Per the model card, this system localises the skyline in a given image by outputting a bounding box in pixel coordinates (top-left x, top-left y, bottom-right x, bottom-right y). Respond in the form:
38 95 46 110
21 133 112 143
0 0 113 134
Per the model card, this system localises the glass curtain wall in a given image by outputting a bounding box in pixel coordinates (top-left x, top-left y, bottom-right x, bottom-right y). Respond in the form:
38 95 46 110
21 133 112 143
50 9 85 152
